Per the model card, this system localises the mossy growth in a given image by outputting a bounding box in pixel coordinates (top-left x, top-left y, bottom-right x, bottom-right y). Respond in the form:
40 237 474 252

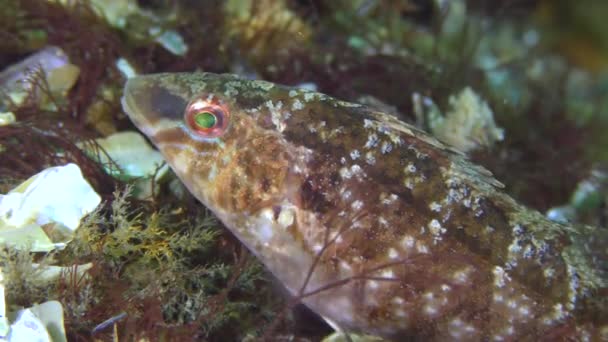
0 245 56 308
60 185 281 340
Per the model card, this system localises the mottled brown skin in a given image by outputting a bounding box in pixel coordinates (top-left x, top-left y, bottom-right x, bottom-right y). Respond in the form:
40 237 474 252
122 72 607 341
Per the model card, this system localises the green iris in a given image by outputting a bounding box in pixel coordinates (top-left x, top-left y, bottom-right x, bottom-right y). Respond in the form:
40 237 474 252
194 111 217 129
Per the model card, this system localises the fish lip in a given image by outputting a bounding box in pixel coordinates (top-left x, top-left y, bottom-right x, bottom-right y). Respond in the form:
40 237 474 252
121 76 149 131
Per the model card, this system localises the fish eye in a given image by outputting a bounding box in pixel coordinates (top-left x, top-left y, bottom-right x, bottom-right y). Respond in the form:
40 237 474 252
184 98 229 138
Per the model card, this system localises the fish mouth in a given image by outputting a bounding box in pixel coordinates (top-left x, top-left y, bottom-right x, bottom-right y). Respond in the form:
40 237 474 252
121 74 190 139
121 76 151 134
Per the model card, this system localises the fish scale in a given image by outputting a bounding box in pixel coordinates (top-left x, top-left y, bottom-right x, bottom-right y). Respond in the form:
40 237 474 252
121 72 607 340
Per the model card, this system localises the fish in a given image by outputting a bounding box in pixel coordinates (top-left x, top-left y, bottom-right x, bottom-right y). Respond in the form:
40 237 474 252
121 72 607 340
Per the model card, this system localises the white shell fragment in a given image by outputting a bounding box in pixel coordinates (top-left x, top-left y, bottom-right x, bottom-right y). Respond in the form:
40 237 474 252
84 131 168 180
37 263 93 283
0 113 16 126
149 27 189 56
0 164 101 251
0 46 79 110
7 309 51 342
0 224 55 253
0 46 69 92
7 301 67 342
80 131 169 199
116 58 138 79
0 270 8 340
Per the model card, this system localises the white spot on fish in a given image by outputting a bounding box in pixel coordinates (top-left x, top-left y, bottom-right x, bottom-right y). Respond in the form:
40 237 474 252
252 209 275 244
292 99 304 111
493 266 510 288
365 151 376 165
388 248 399 259
304 92 315 102
392 297 405 307
277 208 295 227
266 100 287 132
402 235 415 249
416 241 429 254
207 164 217 181
452 267 471 284
406 163 417 173
424 305 438 316
339 167 352 179
544 267 555 279
350 164 363 176
381 269 395 279
252 80 274 90
394 309 408 318
429 202 442 212
404 179 414 190
428 219 446 243
312 243 323 253
381 141 393 154
336 100 361 108
519 305 531 317
350 149 360 160
341 188 352 200
365 133 379 148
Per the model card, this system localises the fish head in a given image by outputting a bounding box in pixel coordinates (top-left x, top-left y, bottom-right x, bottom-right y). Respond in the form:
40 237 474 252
121 72 313 262
124 73 282 202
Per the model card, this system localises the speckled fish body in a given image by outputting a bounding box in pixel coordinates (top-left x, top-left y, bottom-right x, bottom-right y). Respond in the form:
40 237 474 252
122 72 607 340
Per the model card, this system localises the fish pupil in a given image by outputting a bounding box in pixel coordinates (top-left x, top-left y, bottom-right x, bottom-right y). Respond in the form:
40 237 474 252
194 111 217 129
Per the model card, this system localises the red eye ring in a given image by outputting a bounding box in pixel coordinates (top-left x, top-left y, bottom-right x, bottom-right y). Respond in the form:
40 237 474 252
184 98 230 138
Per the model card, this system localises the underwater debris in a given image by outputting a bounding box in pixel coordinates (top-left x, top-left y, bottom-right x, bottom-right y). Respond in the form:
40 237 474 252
0 46 79 111
63 0 188 56
91 311 126 334
0 269 7 339
0 46 69 92
70 0 139 29
148 27 188 56
546 166 608 224
0 113 15 126
80 131 168 180
0 163 101 252
414 87 504 153
78 131 169 199
115 58 137 79
223 0 312 65
6 300 67 342
322 331 386 342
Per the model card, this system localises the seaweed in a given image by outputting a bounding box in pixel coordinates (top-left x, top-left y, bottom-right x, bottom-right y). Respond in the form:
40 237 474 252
0 245 56 307
58 186 278 340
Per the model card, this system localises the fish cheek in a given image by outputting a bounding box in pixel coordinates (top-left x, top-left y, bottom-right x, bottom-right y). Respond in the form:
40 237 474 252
215 135 291 213
153 128 218 193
